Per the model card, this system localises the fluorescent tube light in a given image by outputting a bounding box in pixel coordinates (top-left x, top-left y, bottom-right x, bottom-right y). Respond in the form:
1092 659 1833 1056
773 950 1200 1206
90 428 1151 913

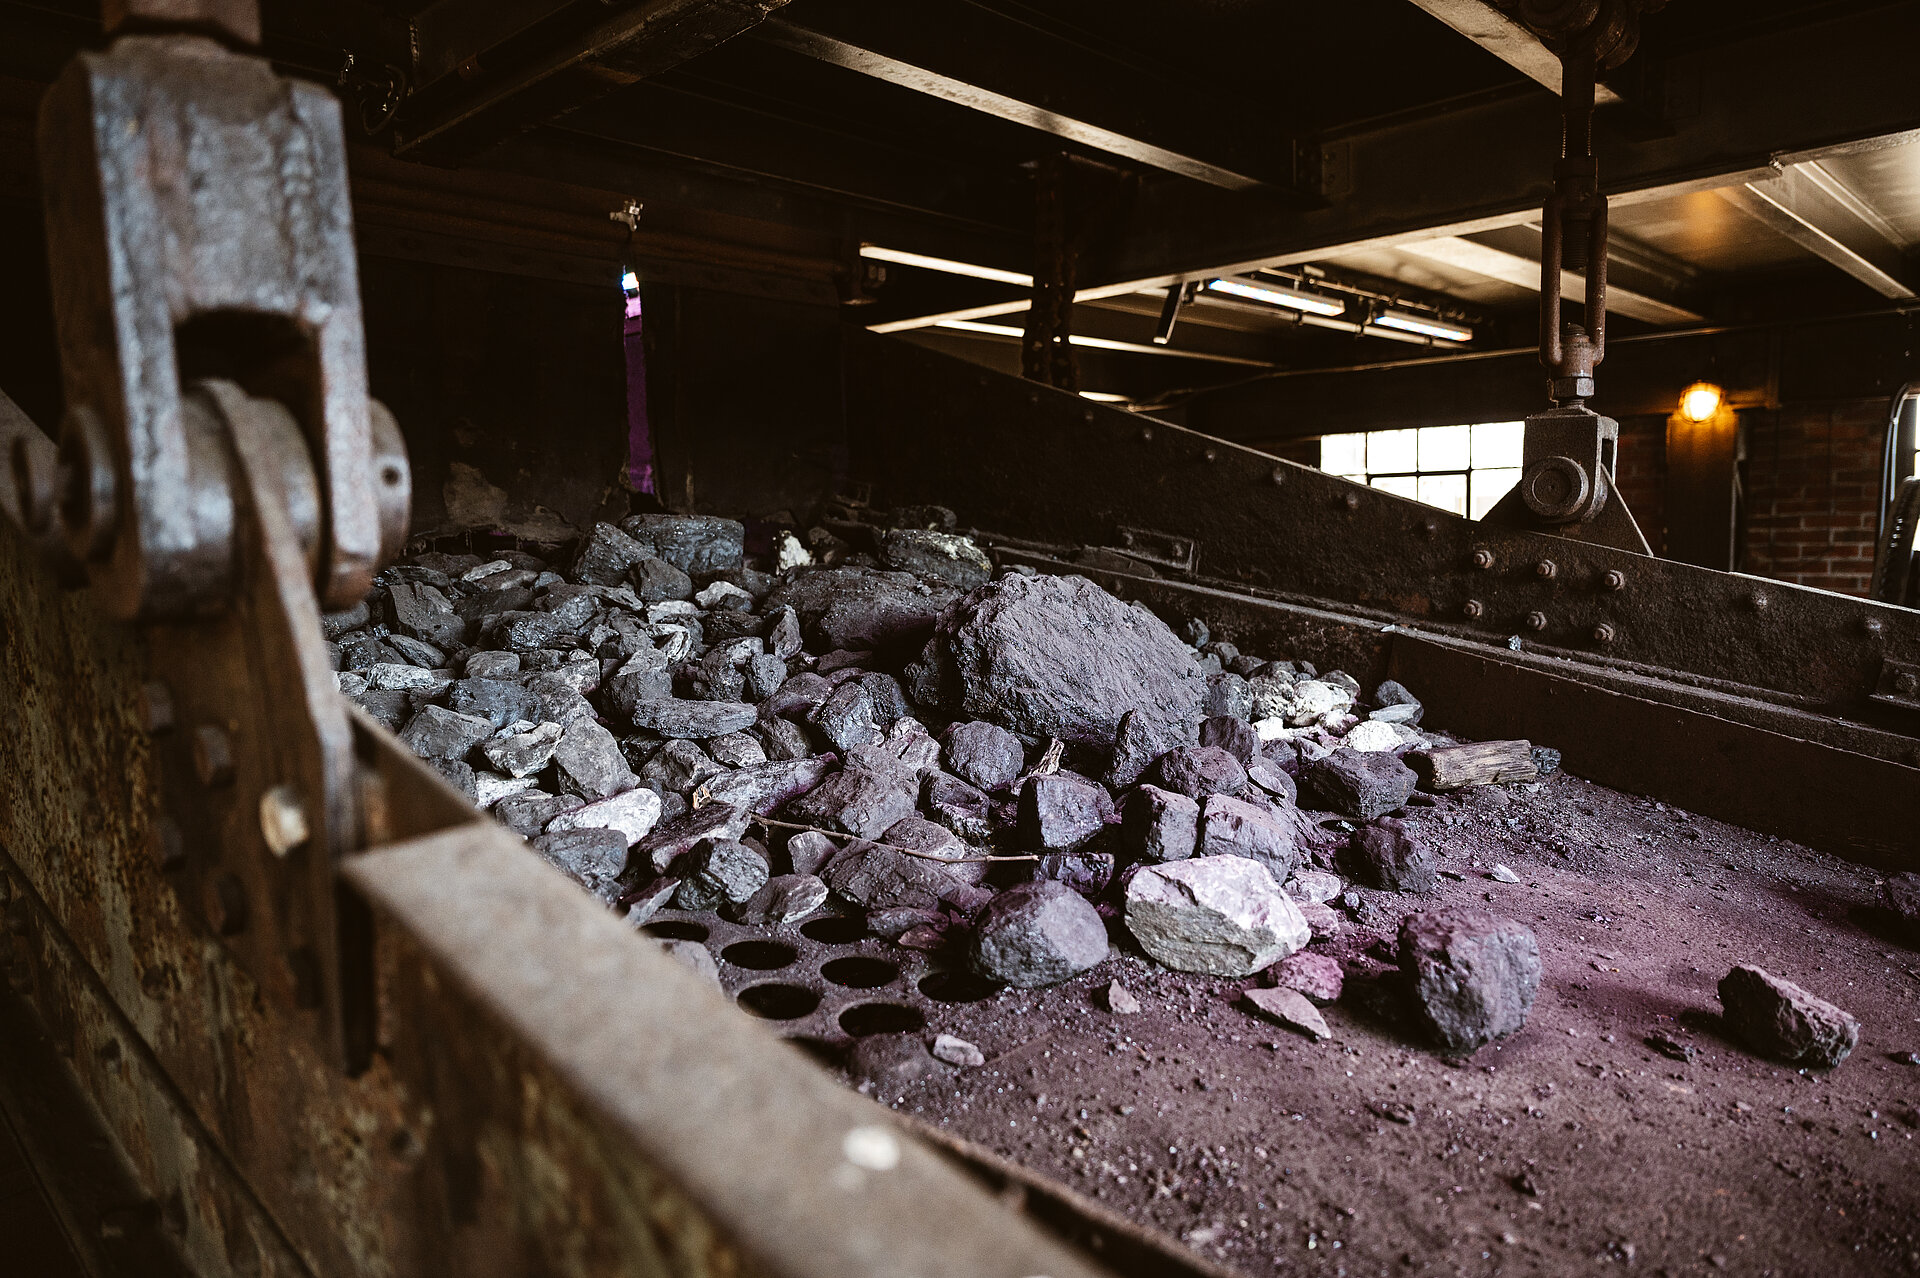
859 245 1032 287
1203 276 1346 317
620 270 639 292
1373 309 1472 342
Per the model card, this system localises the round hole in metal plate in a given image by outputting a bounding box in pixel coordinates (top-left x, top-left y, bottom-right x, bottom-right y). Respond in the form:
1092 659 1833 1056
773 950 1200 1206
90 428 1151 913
737 983 821 1020
918 969 1001 1004
838 1002 926 1037
820 956 899 989
800 915 868 945
722 940 799 970
643 920 708 941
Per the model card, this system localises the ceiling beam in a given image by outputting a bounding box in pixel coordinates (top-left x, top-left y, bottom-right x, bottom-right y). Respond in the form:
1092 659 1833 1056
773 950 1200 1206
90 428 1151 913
394 0 794 160
1402 0 1620 103
754 0 1302 191
1716 162 1915 299
1395 234 1705 325
1080 4 1920 296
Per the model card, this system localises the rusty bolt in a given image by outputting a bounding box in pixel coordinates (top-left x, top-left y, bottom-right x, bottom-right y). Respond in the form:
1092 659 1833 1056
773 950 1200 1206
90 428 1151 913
153 817 186 871
1139 426 1154 442
1897 671 1920 698
1525 611 1549 632
1749 591 1770 612
1463 599 1485 619
1270 466 1287 486
259 785 310 857
1603 569 1627 592
1863 616 1885 636
1535 559 1558 580
1421 518 1439 538
1201 447 1218 463
103 0 262 46
1343 492 1362 511
193 724 235 787
1593 623 1616 644
206 874 248 936
139 681 174 735
1471 548 1494 570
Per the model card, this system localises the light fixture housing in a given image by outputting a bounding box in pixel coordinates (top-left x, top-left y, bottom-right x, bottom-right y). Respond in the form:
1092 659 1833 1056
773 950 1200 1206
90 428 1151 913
620 270 639 293
1372 308 1473 342
1680 381 1723 423
1203 276 1347 317
858 245 1032 287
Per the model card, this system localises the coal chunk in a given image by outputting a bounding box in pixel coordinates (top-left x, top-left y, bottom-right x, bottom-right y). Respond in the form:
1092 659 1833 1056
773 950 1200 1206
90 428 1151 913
1718 965 1859 1069
387 580 465 648
480 721 564 778
925 772 994 842
446 678 540 730
552 719 638 801
1198 793 1306 878
399 706 493 761
1372 679 1424 725
1124 856 1308 977
912 574 1204 747
1398 909 1541 1053
812 681 883 752
1883 872 1920 944
629 556 694 602
1306 748 1417 821
1104 707 1193 790
635 802 751 877
1198 715 1258 765
532 826 629 902
1155 745 1248 800
941 720 1025 793
783 768 917 839
620 514 745 575
822 840 971 911
627 698 758 740
969 882 1109 988
765 567 957 654
1018 772 1114 851
640 739 724 794
1340 817 1436 893
674 838 769 911
1121 785 1200 863
1201 672 1253 721
876 529 993 589
694 756 836 814
493 790 582 839
726 874 828 926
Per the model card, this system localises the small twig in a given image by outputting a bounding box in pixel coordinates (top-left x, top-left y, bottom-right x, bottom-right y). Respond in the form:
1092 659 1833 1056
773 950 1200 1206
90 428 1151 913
750 815 1039 864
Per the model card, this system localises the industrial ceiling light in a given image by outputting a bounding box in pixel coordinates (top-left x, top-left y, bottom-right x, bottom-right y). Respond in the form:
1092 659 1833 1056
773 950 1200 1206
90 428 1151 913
1203 276 1346 317
1680 382 1724 423
1372 309 1473 342
858 245 1032 287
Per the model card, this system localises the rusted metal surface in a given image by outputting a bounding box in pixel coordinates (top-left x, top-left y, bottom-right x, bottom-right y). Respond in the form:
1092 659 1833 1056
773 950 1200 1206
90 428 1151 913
101 0 259 46
35 32 382 617
845 333 1920 733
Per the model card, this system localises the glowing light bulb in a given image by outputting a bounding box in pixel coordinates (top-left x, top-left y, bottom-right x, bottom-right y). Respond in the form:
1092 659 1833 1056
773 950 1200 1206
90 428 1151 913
1681 382 1722 423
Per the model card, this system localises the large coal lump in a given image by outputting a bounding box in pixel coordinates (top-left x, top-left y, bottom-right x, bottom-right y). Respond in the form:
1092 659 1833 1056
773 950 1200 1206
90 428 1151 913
912 574 1205 747
765 567 959 654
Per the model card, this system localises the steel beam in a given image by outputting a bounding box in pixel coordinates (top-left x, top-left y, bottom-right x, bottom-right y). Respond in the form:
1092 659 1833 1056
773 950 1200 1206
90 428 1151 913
1402 0 1621 103
754 0 1302 191
1083 4 1920 297
1718 161 1915 299
1395 233 1704 325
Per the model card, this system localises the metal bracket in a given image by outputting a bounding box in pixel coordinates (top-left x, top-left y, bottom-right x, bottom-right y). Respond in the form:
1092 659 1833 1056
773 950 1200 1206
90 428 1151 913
1874 658 1920 712
1108 525 1197 573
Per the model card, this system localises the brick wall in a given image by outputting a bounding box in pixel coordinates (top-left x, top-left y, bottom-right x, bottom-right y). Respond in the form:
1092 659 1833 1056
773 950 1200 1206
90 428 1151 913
1613 413 1668 557
1741 399 1889 596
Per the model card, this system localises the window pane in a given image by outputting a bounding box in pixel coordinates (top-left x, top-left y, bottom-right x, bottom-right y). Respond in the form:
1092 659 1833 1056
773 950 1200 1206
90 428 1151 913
1418 473 1468 516
1470 467 1522 520
1371 474 1419 500
1418 425 1471 472
1472 421 1525 468
1320 432 1367 474
1367 428 1418 474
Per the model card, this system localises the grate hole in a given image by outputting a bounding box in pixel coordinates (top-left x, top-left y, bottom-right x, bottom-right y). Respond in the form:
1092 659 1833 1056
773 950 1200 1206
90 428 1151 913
821 956 900 989
723 941 799 971
800 915 868 945
644 920 708 941
839 1002 926 1037
737 983 821 1020
918 969 1001 1004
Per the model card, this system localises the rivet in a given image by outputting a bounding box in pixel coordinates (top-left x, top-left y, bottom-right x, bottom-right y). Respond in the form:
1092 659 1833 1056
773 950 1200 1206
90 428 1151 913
1343 492 1361 511
1463 600 1484 619
1862 616 1884 635
1749 591 1769 612
1471 548 1494 570
1421 518 1439 538
1535 559 1557 580
139 681 174 734
207 874 248 936
1080 407 1095 423
193 724 235 788
1593 623 1616 644
1603 569 1627 592
259 785 310 858
1119 530 1136 547
1270 467 1287 486
1139 426 1154 442
1525 611 1549 632
1896 671 1920 697
153 817 186 871
1201 447 1218 463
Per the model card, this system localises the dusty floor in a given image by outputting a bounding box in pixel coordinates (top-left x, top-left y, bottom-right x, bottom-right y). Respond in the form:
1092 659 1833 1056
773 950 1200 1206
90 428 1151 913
870 771 1920 1277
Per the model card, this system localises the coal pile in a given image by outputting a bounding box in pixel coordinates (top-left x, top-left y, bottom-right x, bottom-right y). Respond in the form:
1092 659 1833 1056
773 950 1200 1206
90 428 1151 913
334 510 1560 1058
